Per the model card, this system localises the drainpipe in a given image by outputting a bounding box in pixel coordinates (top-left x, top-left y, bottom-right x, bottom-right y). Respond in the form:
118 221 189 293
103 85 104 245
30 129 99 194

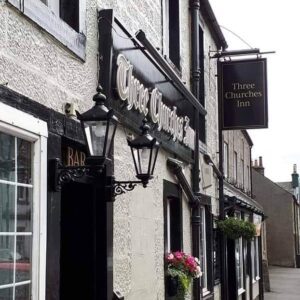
190 1 201 300
217 61 228 300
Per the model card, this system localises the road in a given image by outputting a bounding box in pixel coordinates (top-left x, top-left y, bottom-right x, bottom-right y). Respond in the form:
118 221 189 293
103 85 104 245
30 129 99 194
264 266 300 300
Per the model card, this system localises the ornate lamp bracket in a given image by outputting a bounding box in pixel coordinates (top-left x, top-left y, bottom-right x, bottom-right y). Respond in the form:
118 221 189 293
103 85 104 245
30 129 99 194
50 158 105 192
113 180 143 197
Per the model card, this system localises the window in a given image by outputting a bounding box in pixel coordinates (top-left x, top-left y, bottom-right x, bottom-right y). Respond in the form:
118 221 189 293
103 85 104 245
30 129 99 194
213 225 221 284
233 151 237 183
164 181 182 253
163 0 180 70
7 0 86 59
251 237 260 281
223 142 229 179
235 212 244 294
252 214 261 281
200 207 209 295
241 159 244 188
0 102 47 300
247 165 250 192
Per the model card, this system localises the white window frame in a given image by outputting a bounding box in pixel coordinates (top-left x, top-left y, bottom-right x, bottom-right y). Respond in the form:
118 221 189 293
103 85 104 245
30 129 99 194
200 207 210 296
235 212 245 295
241 158 244 188
162 0 181 67
7 0 86 60
0 102 48 300
223 142 229 179
233 151 237 183
166 199 171 252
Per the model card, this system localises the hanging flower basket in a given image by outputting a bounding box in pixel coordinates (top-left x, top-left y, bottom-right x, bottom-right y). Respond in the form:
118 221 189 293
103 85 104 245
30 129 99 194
216 217 256 240
165 251 202 299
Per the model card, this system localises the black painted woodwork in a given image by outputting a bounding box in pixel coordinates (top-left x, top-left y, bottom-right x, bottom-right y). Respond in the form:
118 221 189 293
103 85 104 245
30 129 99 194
0 86 114 300
46 133 62 300
168 0 180 69
60 182 94 300
163 180 183 253
98 10 198 163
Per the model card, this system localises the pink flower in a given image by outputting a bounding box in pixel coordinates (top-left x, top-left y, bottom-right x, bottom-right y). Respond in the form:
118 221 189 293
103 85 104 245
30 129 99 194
167 253 174 261
174 251 184 260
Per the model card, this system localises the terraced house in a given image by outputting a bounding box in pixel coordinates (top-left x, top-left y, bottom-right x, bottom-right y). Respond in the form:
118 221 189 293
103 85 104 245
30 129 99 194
0 0 265 299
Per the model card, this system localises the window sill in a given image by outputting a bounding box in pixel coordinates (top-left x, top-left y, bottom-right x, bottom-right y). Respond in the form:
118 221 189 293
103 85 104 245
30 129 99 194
238 288 245 296
202 291 214 300
7 0 86 61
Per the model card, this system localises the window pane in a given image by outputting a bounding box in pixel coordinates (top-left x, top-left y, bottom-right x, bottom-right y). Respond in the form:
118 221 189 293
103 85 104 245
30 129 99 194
17 187 32 232
15 284 31 300
17 139 32 185
0 133 15 182
60 0 79 31
0 184 15 233
235 239 243 289
0 287 13 300
0 236 14 285
15 236 31 283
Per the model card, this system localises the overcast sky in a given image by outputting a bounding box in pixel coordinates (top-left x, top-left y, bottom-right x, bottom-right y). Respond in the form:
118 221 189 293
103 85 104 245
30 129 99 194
209 0 300 182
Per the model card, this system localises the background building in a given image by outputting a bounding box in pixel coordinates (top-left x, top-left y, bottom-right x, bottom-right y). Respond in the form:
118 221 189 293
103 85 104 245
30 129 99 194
252 160 300 268
222 130 264 300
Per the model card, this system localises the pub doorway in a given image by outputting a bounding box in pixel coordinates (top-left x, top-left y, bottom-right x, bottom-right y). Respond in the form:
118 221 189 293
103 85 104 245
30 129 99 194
60 182 95 300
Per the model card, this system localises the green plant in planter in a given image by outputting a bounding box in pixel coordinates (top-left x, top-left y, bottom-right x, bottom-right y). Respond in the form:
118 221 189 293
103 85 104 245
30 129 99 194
216 217 256 240
165 252 202 299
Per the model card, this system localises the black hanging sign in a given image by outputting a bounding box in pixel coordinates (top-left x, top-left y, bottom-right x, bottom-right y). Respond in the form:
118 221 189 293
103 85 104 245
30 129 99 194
219 59 268 130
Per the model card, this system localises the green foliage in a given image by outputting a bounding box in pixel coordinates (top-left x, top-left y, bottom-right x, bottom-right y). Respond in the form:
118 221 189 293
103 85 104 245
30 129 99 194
216 217 256 240
167 268 191 299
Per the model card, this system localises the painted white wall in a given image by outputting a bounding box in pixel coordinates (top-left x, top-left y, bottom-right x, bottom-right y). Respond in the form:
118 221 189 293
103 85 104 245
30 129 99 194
0 0 221 299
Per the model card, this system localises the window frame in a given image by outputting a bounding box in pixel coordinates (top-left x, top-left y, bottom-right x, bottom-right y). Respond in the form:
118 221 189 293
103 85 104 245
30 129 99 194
200 206 210 296
223 142 229 179
7 0 86 60
233 151 237 183
235 211 245 295
162 0 181 71
163 180 182 253
0 102 47 300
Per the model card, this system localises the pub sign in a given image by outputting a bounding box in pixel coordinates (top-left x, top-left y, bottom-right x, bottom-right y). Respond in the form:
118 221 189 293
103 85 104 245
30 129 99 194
219 59 268 130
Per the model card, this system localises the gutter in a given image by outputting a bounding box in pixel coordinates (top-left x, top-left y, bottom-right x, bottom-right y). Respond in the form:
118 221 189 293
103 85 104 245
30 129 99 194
200 0 228 49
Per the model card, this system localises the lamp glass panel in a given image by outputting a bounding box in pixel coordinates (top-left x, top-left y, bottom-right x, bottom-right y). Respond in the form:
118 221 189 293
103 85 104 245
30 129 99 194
105 121 117 156
84 120 107 156
150 146 159 175
138 147 151 174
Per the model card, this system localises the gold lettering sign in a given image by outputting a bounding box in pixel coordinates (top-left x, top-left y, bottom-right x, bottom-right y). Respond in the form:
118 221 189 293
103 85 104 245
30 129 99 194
64 146 86 167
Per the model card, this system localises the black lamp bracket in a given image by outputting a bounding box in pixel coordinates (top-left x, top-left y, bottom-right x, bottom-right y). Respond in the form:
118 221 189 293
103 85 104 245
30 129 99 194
50 159 147 197
50 158 105 192
113 180 143 197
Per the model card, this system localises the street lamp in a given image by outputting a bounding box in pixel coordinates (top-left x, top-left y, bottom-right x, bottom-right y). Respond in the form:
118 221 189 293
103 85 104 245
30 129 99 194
128 119 159 187
76 85 118 166
50 85 160 197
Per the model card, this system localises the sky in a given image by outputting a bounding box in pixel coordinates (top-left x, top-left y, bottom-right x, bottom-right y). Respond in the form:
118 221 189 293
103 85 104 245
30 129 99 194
209 0 300 182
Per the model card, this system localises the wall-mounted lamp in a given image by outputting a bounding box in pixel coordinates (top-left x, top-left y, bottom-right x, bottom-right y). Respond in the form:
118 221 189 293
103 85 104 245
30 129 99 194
50 86 160 197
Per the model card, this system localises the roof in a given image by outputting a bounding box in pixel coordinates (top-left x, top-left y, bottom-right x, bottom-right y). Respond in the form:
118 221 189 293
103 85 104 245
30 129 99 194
252 169 294 197
201 0 228 49
276 181 293 194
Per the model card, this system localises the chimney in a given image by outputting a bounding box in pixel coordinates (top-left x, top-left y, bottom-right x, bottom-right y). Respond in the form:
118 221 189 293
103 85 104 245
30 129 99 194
253 156 265 176
292 164 299 188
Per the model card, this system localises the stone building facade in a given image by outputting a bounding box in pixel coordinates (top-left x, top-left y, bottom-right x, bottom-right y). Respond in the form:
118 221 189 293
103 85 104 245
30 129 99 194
0 0 266 300
222 130 264 300
0 0 228 300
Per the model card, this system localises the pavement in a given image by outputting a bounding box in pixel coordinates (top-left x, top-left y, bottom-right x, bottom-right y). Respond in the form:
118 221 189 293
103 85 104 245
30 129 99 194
264 266 300 300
